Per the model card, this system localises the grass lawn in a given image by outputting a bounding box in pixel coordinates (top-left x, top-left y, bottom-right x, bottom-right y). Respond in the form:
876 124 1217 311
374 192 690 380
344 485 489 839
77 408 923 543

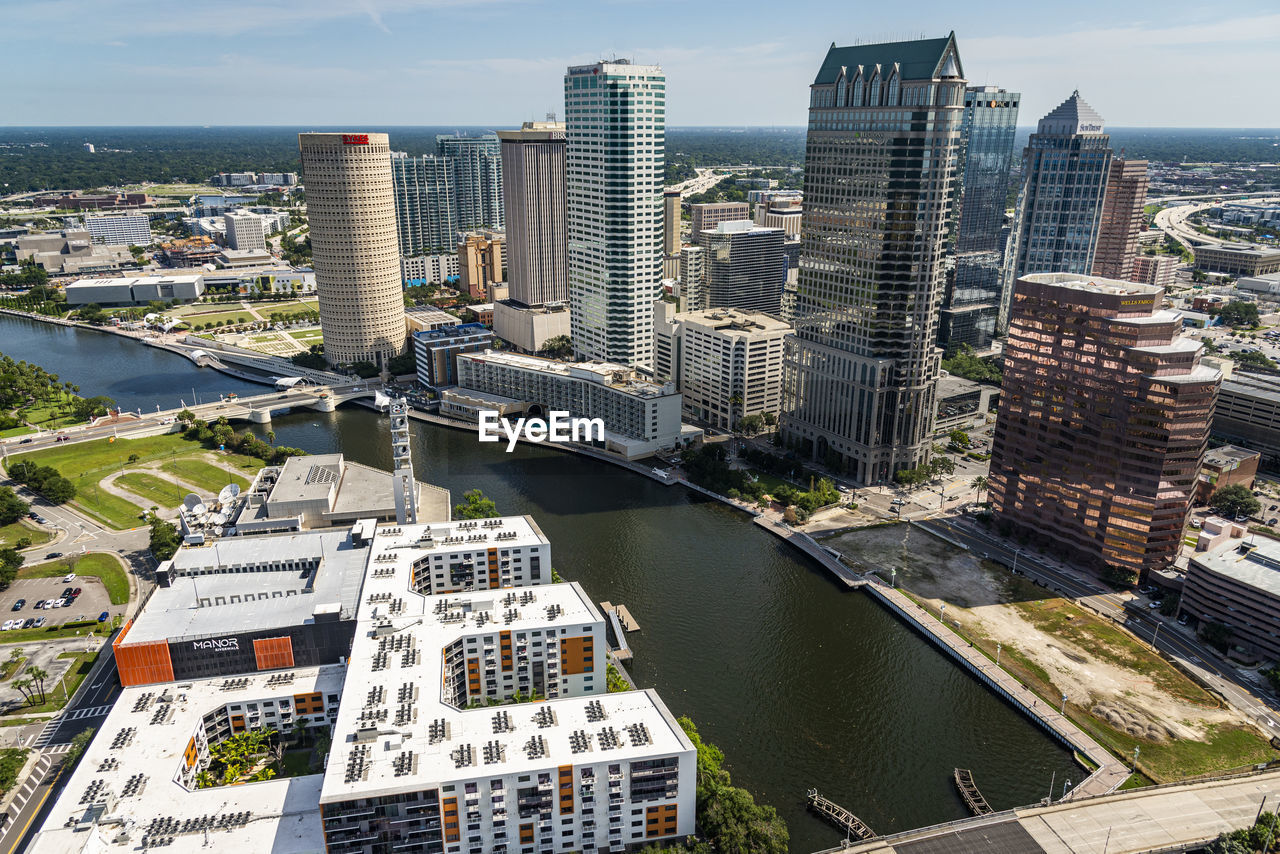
287 328 323 342
3 649 101 716
746 468 792 493
0 655 26 681
116 472 187 508
119 183 222 196
0 619 108 647
278 749 313 778
0 424 35 439
1009 598 1217 707
7 433 261 530
14 393 87 432
159 458 252 493
18 552 130 605
178 310 254 329
0 521 52 550
0 717 45 728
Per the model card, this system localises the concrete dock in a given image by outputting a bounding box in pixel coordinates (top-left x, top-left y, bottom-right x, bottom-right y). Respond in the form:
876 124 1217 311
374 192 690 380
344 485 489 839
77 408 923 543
598 602 641 632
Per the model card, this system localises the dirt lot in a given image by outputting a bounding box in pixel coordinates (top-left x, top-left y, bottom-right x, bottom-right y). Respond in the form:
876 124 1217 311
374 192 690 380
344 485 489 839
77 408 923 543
822 523 1278 781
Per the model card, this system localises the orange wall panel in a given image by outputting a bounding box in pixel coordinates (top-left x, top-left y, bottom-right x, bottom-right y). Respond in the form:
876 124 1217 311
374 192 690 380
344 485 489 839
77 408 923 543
115 639 174 687
253 636 295 671
559 636 594 676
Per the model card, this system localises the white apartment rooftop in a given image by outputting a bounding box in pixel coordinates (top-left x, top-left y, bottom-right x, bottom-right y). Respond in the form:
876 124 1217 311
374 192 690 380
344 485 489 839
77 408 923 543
461 350 675 398
30 665 345 854
320 522 691 804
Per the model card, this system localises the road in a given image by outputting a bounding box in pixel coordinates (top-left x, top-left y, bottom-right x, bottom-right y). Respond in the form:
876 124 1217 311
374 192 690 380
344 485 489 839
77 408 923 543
1152 194 1280 250
1 754 65 854
666 167 731 197
919 516 1280 737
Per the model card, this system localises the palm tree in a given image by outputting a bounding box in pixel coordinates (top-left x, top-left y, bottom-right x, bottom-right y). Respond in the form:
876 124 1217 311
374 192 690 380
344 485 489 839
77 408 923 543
971 475 989 503
266 430 275 445
11 677 35 707
28 665 48 703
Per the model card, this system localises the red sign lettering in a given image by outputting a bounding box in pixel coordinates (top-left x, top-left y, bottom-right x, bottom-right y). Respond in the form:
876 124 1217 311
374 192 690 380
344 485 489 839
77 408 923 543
342 134 370 145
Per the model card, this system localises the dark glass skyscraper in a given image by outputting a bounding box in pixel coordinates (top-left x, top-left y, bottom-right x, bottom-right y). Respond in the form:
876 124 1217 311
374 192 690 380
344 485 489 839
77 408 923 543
997 91 1112 334
938 86 1019 353
781 34 967 485
436 133 504 231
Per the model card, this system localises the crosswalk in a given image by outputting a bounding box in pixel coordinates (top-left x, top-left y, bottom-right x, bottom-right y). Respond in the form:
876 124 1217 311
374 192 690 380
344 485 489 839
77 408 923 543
29 704 112 749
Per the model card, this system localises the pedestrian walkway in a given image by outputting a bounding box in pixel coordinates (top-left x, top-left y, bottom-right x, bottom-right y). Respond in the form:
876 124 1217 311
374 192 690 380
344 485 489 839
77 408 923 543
62 704 111 722
863 577 1130 799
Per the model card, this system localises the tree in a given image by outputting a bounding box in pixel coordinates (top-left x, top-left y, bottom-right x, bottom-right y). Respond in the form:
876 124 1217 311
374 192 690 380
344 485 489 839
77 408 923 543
1208 484 1261 519
41 476 76 504
27 665 48 704
1217 300 1260 328
147 513 181 561
762 412 777 428
71 395 115 422
0 487 28 526
734 414 764 436
1200 620 1233 652
537 335 574 360
266 430 275 445
0 548 24 587
948 429 970 447
971 475 989 503
928 456 956 478
350 361 380 379
454 489 498 519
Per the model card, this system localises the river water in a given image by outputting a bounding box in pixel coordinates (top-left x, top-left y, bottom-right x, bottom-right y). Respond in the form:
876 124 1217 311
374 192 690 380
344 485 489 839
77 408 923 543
0 314 1079 852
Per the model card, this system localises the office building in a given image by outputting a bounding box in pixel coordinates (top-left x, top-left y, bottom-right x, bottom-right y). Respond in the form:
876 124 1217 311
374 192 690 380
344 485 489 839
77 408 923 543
458 230 505 300
935 372 1000 434
989 273 1220 577
258 172 299 185
694 220 786 313
1193 244 1280 277
566 59 666 367
663 189 682 256
782 34 967 484
492 302 572 354
678 245 704 309
654 306 789 429
1133 253 1179 289
31 191 149 211
1182 537 1280 661
753 198 803 239
438 132 504 230
84 213 152 246
223 209 268 252
689 202 749 239
1092 157 1150 281
938 85 1019 353
998 91 1113 333
401 252 460 286
64 274 204 306
412 323 497 389
1195 445 1260 503
456 350 692 458
391 152 458 255
499 122 568 308
1212 370 1280 467
298 132 407 368
211 171 258 187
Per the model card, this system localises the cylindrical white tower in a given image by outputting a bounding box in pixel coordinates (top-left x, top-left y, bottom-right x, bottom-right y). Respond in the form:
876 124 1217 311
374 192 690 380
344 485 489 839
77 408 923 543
298 132 406 368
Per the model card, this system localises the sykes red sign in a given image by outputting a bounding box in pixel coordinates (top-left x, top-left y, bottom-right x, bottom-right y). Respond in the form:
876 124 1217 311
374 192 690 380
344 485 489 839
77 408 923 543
342 134 370 145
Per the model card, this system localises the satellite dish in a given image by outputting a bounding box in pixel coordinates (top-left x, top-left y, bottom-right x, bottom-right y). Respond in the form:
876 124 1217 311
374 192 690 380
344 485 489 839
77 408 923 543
217 483 241 504
182 494 202 511
191 503 207 516
209 512 227 526
213 527 224 537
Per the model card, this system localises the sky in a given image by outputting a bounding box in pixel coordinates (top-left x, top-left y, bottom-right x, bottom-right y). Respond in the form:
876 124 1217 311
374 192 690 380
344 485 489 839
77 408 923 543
5 0 1279 128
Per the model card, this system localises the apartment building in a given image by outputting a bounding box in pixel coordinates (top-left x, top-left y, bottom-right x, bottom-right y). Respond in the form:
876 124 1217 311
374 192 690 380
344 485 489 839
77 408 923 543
1132 254 1179 289
223 209 268 252
413 323 497 389
654 305 789 429
694 220 786 314
403 252 462 286
459 231 506 300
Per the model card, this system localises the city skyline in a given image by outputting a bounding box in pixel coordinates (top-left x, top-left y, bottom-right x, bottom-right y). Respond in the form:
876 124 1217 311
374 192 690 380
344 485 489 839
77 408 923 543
5 1 1279 128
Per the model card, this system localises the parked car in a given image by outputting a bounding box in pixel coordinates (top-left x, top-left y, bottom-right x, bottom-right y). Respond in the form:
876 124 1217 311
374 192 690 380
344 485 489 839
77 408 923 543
10 599 24 612
32 617 45 628
21 618 34 629
34 516 47 525
1 621 15 631
17 438 32 445
46 552 63 559
61 587 74 599
1149 601 1163 610
1177 614 1190 626
72 587 82 597
26 512 38 520
97 612 109 623
50 599 66 609
62 573 76 583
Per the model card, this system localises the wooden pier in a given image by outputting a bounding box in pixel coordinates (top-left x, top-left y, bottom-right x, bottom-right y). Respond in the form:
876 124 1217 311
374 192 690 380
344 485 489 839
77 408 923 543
953 768 993 816
598 602 640 632
806 788 875 841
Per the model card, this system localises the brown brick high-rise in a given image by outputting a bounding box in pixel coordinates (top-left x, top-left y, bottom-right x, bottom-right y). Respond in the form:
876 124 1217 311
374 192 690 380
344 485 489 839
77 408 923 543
989 273 1220 578
1091 157 1148 281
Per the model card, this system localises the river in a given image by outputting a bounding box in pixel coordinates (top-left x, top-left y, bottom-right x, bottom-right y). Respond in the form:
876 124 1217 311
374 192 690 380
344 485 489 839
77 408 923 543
0 314 1079 852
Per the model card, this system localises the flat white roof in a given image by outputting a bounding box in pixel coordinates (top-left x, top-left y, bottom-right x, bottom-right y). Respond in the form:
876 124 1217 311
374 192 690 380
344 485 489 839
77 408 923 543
30 666 344 854
460 350 674 397
320 522 690 803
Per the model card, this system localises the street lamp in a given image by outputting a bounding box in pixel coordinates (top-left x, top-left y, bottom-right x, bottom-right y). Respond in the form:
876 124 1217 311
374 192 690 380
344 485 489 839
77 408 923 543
1132 745 1140 772
1152 619 1163 648
1060 693 1068 716
1012 547 1026 575
996 643 1002 668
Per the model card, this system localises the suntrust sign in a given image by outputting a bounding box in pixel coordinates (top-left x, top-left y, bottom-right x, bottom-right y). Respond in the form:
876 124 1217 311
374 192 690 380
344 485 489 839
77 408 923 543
478 410 605 452
193 637 240 652
341 134 370 145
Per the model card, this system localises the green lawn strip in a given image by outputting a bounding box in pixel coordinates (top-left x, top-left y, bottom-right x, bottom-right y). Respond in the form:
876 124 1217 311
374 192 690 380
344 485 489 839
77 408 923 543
0 748 28 796
278 749 312 778
18 553 131 605
287 328 323 341
0 620 104 647
17 394 86 430
8 434 261 530
1078 716 1278 783
0 656 25 681
1118 771 1155 790
0 520 52 549
115 471 188 509
1008 598 1217 707
0 424 35 438
159 458 252 492
3 649 101 716
0 717 45 727
177 310 254 329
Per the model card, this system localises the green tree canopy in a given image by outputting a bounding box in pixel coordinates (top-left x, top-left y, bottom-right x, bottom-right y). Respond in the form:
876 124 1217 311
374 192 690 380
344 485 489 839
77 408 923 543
1216 300 1260 327
1208 484 1260 519
454 489 498 519
0 487 29 526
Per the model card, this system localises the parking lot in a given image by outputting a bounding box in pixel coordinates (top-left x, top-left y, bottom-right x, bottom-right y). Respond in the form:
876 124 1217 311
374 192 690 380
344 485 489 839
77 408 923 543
0 576 118 632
